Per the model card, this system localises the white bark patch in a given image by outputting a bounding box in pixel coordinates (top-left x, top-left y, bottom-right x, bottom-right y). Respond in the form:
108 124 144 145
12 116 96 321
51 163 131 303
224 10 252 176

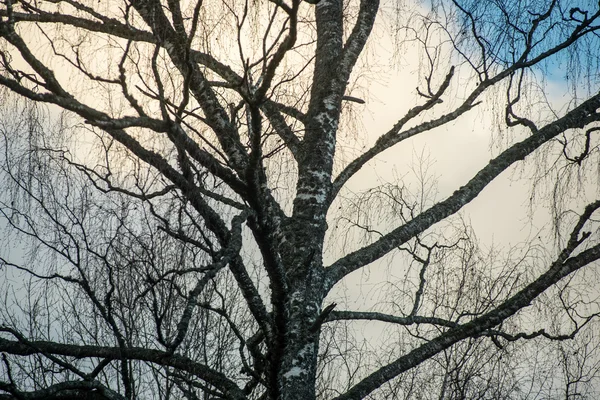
298 343 314 357
314 113 331 126
283 366 306 379
323 96 337 111
283 343 314 380
297 177 329 204
296 192 327 204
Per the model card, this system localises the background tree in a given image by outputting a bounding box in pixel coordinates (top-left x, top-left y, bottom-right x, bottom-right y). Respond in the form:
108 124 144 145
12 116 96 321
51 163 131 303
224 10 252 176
0 0 600 399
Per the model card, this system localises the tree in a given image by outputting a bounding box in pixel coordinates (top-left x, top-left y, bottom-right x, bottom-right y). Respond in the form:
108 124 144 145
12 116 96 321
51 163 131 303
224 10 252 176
0 0 600 398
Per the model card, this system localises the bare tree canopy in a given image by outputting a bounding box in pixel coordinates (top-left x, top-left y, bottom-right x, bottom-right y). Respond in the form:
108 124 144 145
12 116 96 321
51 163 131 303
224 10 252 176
0 0 600 399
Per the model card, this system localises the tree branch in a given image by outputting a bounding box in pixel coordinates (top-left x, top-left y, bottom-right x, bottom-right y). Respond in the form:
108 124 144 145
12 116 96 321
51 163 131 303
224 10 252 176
0 335 246 400
334 201 600 400
326 92 600 290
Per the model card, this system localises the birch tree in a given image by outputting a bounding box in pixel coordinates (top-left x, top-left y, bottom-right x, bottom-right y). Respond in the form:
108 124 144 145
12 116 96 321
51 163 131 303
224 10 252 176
1 0 600 399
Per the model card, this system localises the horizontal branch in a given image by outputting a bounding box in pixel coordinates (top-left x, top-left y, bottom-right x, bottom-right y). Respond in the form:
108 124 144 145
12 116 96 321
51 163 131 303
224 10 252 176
0 336 245 400
0 379 125 400
334 205 600 400
326 310 596 344
0 10 155 43
326 311 457 328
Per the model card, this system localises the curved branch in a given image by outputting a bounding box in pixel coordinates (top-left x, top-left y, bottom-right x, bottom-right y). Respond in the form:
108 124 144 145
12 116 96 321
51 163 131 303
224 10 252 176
0 335 246 400
333 201 600 400
326 92 600 290
330 66 456 202
0 9 155 43
0 379 125 400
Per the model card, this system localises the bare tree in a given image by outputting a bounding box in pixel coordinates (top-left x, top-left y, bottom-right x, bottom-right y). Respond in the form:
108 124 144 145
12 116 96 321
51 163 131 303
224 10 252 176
0 0 600 399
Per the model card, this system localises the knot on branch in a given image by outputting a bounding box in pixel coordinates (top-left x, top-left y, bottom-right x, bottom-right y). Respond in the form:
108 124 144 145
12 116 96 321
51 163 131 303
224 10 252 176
309 303 336 333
